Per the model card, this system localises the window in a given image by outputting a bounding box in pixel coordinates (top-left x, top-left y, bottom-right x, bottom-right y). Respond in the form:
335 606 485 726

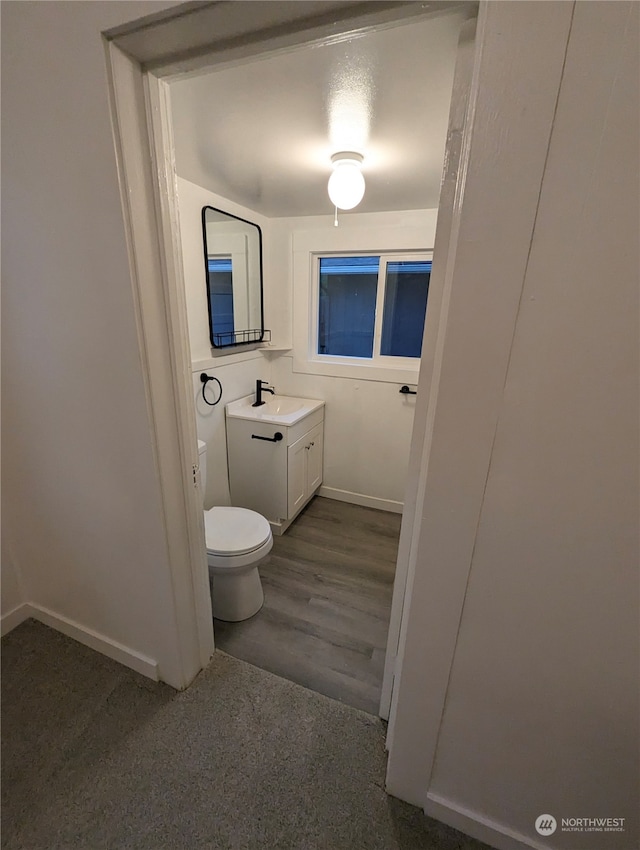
318 257 379 357
207 256 235 340
316 254 431 364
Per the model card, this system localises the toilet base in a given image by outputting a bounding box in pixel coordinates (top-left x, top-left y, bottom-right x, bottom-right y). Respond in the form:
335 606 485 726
210 564 264 622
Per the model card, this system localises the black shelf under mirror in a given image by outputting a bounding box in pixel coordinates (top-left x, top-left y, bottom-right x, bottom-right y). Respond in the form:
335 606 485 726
211 328 271 349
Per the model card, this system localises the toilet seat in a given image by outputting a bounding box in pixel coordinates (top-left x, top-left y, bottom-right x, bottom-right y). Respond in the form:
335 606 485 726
204 506 271 557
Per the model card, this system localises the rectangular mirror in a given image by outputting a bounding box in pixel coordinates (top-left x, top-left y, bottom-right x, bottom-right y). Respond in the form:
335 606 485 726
201 206 264 348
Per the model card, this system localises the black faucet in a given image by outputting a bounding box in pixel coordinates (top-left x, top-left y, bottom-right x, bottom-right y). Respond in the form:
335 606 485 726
252 379 275 407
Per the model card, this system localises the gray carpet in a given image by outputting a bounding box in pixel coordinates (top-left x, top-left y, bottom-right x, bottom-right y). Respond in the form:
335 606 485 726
1 620 490 850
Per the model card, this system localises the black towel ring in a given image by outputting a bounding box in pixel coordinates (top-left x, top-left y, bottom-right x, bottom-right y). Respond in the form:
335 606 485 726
200 373 223 406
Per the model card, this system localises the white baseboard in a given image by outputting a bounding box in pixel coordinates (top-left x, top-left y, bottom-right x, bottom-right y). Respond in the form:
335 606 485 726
425 793 553 850
1 603 30 637
318 486 404 514
6 603 159 681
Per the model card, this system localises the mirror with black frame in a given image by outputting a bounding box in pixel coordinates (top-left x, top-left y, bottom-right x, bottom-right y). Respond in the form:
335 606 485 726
201 206 265 348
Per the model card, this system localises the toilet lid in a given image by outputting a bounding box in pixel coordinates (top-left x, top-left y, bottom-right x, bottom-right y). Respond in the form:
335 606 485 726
204 506 271 556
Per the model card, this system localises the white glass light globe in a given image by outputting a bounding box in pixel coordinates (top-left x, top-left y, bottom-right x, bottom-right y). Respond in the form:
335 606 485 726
328 160 365 210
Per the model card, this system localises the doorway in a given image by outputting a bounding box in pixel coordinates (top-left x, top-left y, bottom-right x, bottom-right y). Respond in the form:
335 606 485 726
104 0 476 716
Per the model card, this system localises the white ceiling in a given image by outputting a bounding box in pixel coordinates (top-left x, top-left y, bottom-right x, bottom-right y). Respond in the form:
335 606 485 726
169 8 470 218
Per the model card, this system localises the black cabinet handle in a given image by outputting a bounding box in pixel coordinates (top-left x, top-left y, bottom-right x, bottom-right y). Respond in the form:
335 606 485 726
399 385 417 395
251 432 283 442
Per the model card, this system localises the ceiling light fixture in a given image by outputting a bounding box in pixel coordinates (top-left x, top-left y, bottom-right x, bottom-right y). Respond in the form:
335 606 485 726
328 151 365 211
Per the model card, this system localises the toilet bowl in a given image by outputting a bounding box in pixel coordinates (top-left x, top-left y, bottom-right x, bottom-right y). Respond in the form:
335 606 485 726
198 440 271 622
204 505 272 621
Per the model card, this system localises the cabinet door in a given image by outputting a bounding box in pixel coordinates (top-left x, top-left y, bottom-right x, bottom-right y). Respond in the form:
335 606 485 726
227 418 287 521
305 423 324 495
287 436 308 518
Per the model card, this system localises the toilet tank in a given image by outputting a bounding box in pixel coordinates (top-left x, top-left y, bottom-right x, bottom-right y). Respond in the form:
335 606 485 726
197 440 207 491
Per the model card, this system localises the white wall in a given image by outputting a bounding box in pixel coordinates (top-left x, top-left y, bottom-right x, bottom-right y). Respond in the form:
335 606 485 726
0 555 23 622
271 209 437 510
175 175 274 363
1 529 26 635
175 176 273 508
190 355 273 509
388 2 639 848
1 1 189 684
429 3 639 843
175 169 438 511
271 357 415 511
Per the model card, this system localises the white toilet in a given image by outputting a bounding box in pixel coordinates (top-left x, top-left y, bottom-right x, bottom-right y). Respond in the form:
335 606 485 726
198 440 272 622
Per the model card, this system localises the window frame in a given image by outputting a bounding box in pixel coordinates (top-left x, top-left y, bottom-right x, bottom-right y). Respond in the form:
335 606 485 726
310 250 433 371
290 215 436 384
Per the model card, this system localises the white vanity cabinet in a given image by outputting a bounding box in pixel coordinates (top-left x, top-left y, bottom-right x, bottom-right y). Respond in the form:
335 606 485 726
225 396 324 534
287 422 324 519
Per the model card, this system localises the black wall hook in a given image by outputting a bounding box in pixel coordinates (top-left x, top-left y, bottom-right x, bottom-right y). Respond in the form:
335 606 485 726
200 372 223 406
399 385 417 395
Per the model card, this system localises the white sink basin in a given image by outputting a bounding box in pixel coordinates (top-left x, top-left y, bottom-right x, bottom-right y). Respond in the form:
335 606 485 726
260 397 305 416
226 394 324 426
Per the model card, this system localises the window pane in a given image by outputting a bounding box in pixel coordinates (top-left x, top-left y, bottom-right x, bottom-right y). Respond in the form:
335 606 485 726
208 257 235 342
380 261 431 357
318 257 379 357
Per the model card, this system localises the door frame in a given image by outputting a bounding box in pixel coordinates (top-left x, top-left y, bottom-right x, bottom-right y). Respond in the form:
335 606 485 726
104 40 214 688
104 3 579 844
384 1 576 838
103 0 476 700
378 13 477 723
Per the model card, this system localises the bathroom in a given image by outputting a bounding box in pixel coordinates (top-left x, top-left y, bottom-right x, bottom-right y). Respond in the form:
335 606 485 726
165 6 470 716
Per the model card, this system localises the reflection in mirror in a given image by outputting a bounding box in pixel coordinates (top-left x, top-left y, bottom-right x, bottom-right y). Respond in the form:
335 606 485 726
201 206 264 348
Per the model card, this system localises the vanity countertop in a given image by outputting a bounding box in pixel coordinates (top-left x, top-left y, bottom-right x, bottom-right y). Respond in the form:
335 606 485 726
225 394 324 427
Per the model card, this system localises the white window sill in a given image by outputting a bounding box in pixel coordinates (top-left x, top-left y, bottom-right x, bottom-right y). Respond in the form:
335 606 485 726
292 354 419 384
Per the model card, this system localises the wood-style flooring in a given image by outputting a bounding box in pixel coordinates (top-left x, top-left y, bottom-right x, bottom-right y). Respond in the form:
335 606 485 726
213 496 401 715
